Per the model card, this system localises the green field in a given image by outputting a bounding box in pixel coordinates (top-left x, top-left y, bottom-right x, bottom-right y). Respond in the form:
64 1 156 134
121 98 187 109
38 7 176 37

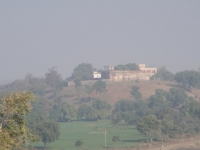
33 121 146 150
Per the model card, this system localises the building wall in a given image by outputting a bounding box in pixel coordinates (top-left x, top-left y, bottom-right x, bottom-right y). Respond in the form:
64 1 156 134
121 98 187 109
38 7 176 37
109 70 151 81
108 64 157 81
139 64 157 76
91 64 157 81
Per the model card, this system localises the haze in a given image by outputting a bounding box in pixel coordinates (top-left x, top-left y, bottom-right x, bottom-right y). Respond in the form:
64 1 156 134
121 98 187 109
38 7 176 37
1 1 200 84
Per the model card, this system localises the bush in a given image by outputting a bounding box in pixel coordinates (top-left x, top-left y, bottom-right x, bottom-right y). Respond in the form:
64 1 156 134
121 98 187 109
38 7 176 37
75 140 83 147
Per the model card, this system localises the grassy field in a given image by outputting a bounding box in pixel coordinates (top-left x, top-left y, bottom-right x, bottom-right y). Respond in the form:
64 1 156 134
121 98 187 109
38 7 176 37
34 121 146 150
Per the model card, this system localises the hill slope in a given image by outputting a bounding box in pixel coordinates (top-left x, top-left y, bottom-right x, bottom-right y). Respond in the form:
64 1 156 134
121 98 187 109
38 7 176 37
61 80 200 106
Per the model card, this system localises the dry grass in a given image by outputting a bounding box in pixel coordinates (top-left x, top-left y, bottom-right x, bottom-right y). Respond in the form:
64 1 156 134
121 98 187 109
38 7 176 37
60 80 200 106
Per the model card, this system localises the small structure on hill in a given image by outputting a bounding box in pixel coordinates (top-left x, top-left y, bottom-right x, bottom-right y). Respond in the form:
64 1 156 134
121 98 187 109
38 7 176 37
93 71 101 79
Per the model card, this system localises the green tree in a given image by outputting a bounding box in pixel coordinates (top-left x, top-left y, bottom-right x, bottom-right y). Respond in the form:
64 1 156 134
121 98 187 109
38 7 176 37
112 104 135 125
91 100 111 120
71 63 94 81
35 120 60 149
112 135 120 142
179 99 200 118
74 79 82 89
111 114 123 126
26 98 48 131
92 80 106 95
77 104 92 120
166 88 187 108
152 66 174 81
130 86 142 100
74 79 82 97
114 63 139 70
114 100 135 113
148 89 168 109
50 102 77 122
75 140 83 148
160 119 176 142
173 114 198 138
26 75 48 96
112 100 138 125
155 107 179 139
148 95 165 109
85 84 93 97
0 91 36 150
136 115 160 143
133 100 149 120
112 135 120 147
155 107 176 121
92 99 109 110
45 67 62 93
175 70 200 89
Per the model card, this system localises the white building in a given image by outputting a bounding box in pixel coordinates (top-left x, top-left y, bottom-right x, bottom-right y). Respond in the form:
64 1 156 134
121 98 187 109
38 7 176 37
93 71 101 79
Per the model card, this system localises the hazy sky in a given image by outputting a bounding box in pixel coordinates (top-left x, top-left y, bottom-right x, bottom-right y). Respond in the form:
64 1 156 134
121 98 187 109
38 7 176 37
1 1 200 83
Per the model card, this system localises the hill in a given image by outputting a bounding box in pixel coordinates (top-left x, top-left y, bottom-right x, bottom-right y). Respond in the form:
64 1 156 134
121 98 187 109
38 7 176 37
61 80 200 107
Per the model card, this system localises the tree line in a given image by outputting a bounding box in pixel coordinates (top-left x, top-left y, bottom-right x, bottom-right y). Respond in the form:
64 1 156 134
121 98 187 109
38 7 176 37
2 84 200 149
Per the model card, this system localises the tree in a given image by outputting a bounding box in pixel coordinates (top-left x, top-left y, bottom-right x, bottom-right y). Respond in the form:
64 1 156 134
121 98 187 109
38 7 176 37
26 98 48 131
85 84 93 97
101 66 110 80
26 75 48 96
112 135 120 146
166 88 187 108
155 107 176 121
74 79 82 89
114 63 139 70
175 70 200 89
75 140 83 148
136 115 160 143
114 100 135 113
148 89 168 109
130 86 142 100
35 120 60 149
91 100 111 120
92 80 106 95
160 119 176 142
50 102 77 122
92 99 109 110
155 107 179 140
152 66 174 81
112 100 142 125
173 114 198 139
45 67 62 92
111 114 123 126
71 63 94 81
78 100 110 120
133 100 149 120
77 104 92 119
0 91 36 150
155 106 200 139
74 79 82 97
179 99 200 118
112 135 120 142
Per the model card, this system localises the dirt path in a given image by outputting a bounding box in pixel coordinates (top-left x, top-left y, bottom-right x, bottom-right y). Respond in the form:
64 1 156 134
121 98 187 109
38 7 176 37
110 136 200 150
143 137 200 150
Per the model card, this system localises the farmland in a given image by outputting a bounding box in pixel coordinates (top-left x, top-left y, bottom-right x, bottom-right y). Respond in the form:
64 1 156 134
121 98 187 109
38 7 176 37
34 121 145 150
